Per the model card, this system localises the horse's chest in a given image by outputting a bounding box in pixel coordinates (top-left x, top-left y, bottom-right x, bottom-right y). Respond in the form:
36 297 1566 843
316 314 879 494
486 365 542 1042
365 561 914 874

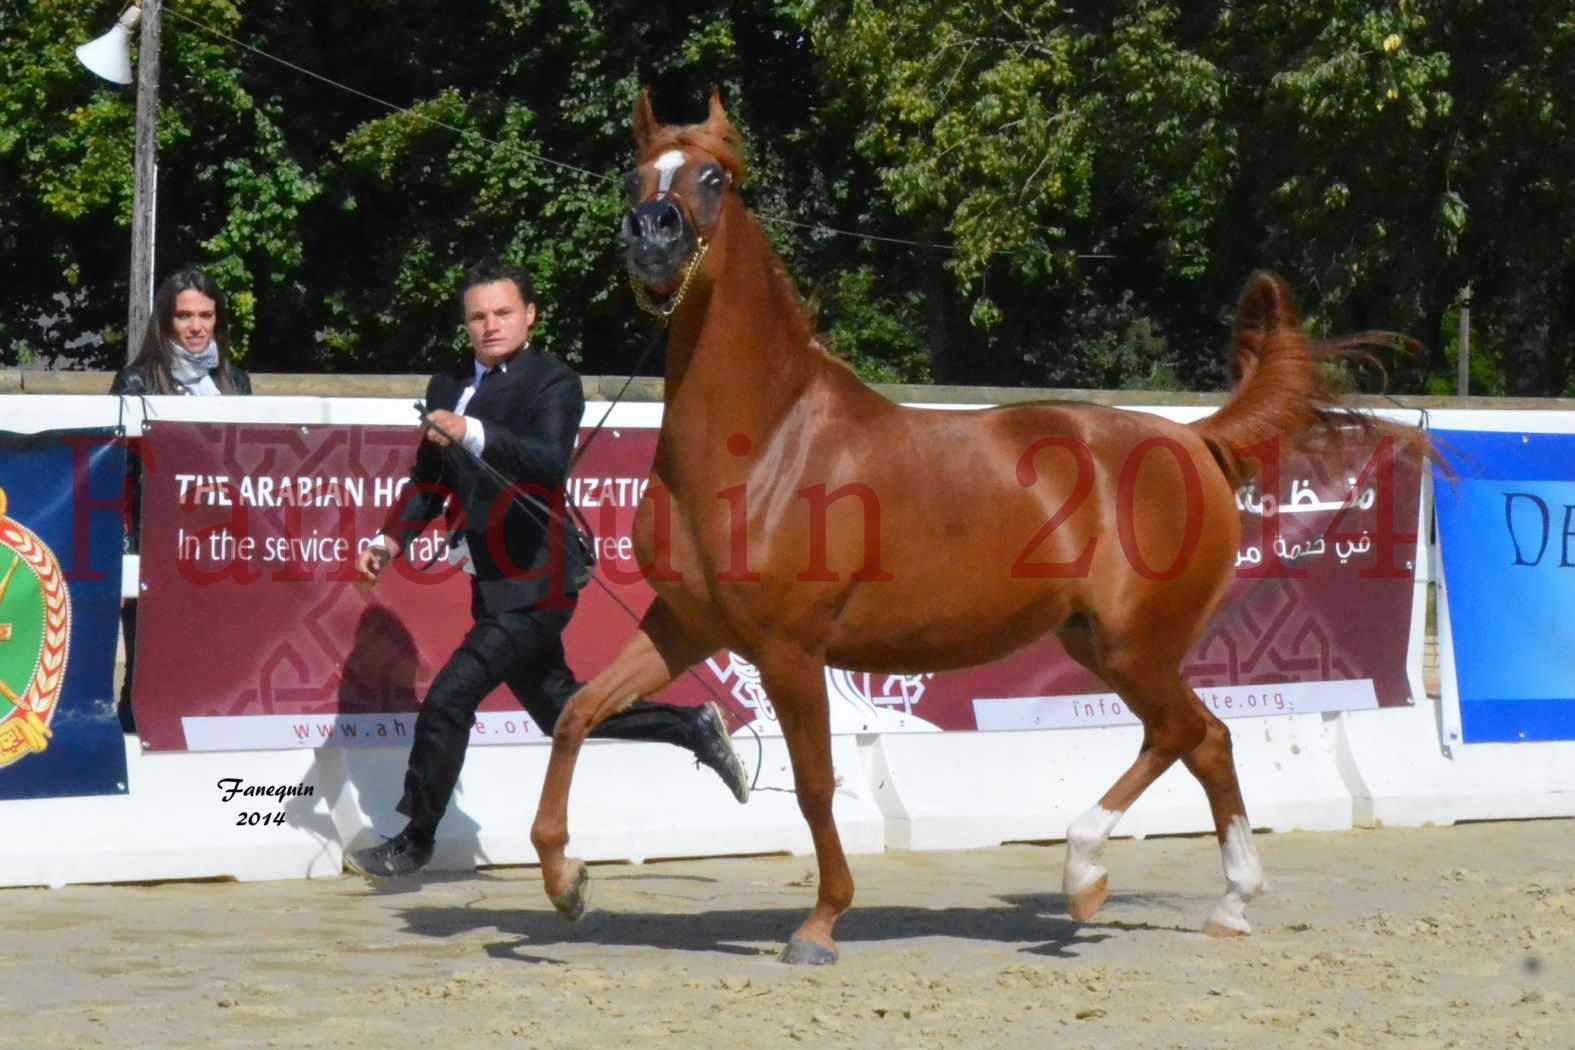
631 488 756 611
631 490 706 600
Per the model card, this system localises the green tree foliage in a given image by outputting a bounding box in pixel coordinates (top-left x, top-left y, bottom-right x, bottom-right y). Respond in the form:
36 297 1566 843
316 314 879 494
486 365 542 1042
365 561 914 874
1 0 139 365
1 0 1571 394
0 0 319 366
800 0 1575 393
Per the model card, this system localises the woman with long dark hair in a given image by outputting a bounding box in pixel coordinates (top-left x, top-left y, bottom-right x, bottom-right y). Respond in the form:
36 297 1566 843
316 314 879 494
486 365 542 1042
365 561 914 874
110 268 252 395
110 269 253 734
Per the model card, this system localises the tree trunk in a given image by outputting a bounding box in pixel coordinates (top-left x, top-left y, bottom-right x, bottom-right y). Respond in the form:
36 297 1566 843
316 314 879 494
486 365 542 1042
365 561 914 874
920 215 959 383
1418 283 1448 393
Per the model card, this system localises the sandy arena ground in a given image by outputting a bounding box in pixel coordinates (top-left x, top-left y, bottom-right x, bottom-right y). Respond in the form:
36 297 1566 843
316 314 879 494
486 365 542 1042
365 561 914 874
0 820 1570 1049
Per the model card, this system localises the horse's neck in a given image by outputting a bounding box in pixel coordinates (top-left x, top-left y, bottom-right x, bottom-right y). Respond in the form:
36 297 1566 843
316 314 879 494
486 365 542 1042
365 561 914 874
661 204 821 462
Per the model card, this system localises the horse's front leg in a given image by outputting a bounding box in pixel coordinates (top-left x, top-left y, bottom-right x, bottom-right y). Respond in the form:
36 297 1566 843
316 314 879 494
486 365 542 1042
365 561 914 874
530 598 708 919
758 651 851 965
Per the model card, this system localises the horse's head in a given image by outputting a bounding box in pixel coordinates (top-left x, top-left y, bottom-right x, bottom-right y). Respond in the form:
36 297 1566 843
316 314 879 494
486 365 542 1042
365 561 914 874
622 89 744 306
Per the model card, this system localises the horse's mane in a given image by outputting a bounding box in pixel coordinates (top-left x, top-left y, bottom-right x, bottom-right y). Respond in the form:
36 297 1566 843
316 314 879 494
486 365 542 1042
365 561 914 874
731 193 823 353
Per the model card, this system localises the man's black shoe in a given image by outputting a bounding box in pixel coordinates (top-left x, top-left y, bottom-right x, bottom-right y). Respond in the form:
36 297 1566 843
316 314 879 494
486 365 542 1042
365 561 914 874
692 701 750 803
344 832 434 880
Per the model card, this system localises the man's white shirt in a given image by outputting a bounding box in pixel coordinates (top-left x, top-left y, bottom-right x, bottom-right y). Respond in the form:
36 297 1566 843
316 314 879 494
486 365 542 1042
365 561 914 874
368 353 517 573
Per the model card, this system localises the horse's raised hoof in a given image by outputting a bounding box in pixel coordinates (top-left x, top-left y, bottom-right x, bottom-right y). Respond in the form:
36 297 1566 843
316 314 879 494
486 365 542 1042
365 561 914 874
779 937 838 966
1066 872 1109 922
549 860 591 922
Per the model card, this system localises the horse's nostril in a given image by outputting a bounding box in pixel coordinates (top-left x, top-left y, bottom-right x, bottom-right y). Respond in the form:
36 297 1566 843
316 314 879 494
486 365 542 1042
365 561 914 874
622 197 688 248
629 201 686 244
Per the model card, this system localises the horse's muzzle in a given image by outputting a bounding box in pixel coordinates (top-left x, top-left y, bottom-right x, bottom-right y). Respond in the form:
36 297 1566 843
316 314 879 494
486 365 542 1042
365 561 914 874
623 201 698 290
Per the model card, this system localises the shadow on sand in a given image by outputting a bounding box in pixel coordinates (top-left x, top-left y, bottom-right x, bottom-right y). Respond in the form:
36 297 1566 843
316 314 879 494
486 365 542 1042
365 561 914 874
386 887 1202 965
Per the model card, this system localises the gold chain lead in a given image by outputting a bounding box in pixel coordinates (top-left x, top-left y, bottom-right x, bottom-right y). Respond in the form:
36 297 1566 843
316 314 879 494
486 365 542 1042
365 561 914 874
630 238 710 323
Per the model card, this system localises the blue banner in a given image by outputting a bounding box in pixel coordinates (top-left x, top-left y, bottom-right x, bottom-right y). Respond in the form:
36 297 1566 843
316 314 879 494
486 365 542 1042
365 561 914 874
0 428 129 798
1433 429 1575 744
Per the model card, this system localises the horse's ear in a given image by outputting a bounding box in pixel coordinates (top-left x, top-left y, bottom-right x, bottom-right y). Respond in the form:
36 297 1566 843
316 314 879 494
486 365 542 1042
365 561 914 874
632 88 660 153
1233 270 1301 342
706 88 728 129
701 87 746 184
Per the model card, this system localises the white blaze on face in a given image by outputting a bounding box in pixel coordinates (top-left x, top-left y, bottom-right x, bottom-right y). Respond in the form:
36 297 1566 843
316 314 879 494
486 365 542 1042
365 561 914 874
1207 814 1266 933
1063 805 1123 896
654 150 686 196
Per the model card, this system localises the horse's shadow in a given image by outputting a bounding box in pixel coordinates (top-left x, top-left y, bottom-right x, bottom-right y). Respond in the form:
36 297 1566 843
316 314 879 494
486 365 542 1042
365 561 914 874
390 887 1198 964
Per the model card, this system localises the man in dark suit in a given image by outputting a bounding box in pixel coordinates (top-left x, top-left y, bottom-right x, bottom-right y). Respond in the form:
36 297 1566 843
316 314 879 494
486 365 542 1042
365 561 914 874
346 258 748 879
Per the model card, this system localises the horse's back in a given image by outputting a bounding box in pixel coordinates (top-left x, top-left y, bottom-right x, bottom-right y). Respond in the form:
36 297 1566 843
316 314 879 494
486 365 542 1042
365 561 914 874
799 394 1238 669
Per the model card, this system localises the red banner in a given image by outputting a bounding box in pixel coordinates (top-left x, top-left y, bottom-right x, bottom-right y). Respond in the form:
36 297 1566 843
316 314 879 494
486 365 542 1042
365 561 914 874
131 420 1419 751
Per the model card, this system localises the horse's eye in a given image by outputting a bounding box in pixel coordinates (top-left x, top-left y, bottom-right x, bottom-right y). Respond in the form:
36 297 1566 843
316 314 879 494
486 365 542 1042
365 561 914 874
699 166 725 192
623 171 643 202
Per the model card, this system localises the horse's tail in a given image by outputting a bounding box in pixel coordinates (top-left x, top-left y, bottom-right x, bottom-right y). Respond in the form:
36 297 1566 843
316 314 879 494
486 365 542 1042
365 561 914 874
1191 270 1428 486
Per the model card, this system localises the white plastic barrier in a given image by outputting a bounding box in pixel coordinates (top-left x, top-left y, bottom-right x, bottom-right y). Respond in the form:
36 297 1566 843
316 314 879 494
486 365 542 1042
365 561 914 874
1337 698 1575 827
0 393 1571 890
872 713 1354 852
1 736 338 888
0 732 886 889
327 731 885 870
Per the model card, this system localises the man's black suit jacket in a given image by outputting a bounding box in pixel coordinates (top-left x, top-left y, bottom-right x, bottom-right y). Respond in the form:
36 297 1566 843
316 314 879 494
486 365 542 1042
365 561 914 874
382 346 589 612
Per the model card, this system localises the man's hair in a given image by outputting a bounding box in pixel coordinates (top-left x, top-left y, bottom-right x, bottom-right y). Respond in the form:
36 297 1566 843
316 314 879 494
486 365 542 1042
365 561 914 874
458 257 538 311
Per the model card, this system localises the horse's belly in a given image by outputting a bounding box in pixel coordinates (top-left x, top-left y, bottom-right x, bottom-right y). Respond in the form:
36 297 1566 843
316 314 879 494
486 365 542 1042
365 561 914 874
824 586 1070 674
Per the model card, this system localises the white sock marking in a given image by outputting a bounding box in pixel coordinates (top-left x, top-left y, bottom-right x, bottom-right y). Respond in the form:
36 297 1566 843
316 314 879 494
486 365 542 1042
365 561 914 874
1207 814 1265 933
1064 805 1123 896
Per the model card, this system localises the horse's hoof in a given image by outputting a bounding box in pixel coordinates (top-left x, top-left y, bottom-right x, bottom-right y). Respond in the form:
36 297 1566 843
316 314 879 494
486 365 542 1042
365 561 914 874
550 861 590 922
779 937 838 966
1066 872 1109 922
1202 912 1251 938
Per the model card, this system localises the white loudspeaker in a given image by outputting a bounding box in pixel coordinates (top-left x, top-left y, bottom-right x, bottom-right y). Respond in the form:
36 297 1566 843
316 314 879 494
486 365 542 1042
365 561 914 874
75 4 142 85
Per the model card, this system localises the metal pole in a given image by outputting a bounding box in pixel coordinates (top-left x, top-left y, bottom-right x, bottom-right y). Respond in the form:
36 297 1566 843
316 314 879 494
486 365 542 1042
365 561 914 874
1457 282 1471 397
128 0 161 365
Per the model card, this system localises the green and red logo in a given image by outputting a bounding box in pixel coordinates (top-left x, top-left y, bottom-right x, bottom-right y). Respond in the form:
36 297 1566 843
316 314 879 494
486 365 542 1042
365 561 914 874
0 487 71 767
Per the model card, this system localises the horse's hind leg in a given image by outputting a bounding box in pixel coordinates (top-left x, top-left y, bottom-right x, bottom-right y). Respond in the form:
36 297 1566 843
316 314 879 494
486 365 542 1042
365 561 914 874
1060 676 1205 923
1058 658 1265 935
1061 720 1182 922
529 598 711 920
1182 706 1265 937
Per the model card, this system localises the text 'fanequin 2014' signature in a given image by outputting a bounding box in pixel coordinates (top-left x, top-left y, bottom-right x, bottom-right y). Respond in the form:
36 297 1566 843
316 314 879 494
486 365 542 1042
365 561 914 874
216 777 315 827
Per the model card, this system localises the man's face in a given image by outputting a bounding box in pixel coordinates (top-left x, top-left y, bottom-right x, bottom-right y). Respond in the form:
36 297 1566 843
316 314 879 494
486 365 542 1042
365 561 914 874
463 279 537 369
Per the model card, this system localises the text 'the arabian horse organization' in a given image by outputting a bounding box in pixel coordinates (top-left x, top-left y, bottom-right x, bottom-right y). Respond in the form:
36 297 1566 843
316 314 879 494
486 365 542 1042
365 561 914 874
529 90 1419 965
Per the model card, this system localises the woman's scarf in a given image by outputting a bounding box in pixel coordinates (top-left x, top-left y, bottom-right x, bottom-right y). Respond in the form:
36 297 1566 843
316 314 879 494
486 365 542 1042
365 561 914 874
169 339 221 395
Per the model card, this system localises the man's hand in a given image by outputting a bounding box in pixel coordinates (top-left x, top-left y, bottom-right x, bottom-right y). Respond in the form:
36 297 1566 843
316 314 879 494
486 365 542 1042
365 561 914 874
356 542 395 588
422 409 468 448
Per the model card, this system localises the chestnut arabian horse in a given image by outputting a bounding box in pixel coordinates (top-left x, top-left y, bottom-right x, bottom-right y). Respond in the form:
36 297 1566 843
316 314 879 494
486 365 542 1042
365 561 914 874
530 91 1395 965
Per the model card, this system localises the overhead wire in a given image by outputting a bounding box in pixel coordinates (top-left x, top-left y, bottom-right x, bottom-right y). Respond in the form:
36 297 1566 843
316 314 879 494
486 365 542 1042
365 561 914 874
161 3 1116 260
